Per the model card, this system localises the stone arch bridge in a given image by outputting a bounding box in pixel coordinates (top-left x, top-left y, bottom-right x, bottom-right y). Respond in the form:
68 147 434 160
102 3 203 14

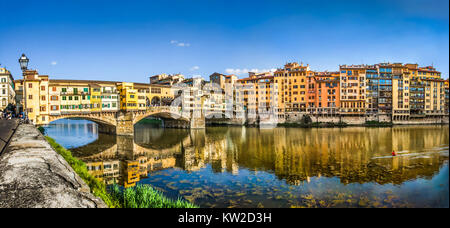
46 106 205 135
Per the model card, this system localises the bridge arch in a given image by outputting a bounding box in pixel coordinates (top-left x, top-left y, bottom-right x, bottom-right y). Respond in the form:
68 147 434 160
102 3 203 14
133 109 191 128
47 112 117 134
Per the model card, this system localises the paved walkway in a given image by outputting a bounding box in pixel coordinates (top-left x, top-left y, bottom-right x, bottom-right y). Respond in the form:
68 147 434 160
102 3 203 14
0 124 106 208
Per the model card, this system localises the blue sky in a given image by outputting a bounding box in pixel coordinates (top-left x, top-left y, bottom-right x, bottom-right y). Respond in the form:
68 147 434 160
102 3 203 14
0 0 448 82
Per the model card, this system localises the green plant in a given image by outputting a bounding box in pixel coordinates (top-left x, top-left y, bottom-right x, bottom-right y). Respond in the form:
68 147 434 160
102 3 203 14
37 126 46 135
109 184 198 208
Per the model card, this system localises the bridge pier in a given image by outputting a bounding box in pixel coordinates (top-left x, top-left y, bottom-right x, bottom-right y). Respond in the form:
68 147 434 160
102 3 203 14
190 117 205 129
116 111 134 136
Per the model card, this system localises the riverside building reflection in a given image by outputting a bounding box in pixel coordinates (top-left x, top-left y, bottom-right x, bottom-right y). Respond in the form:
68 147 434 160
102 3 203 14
73 125 449 187
43 120 449 207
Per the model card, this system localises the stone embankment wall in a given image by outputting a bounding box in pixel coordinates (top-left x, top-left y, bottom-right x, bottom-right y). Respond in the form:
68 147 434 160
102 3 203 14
0 124 106 208
207 113 450 126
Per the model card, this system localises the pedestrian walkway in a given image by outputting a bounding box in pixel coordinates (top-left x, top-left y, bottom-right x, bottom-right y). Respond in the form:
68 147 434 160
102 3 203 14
0 124 106 208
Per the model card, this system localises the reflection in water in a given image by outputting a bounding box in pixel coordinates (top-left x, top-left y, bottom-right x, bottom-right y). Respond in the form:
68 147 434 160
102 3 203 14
45 120 449 208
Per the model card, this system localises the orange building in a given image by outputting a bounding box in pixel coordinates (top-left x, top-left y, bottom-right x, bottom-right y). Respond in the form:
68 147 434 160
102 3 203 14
306 72 340 115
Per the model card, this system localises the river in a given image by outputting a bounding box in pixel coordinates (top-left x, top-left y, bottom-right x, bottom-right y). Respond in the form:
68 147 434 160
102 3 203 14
44 119 449 208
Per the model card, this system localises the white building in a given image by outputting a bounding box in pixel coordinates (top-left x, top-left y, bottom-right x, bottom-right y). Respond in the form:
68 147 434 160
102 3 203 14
101 85 119 112
0 66 15 111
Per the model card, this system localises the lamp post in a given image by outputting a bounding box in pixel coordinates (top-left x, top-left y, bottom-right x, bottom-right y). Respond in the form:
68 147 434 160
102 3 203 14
19 54 29 71
18 54 29 121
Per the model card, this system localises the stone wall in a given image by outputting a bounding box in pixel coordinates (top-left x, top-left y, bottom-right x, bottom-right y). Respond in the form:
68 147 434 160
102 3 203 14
247 112 449 126
0 124 106 208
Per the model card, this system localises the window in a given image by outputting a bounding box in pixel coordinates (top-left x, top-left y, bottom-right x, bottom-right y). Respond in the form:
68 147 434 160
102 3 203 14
41 96 46 101
51 96 58 101
28 83 33 88
62 96 66 100
73 88 78 94
52 87 57 92
62 88 67 92
41 86 45 91
28 95 33 99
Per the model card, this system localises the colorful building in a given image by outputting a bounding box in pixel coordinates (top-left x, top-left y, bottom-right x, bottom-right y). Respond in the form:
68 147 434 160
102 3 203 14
117 82 138 111
339 65 366 115
274 62 313 113
236 71 276 119
0 66 15 111
306 72 340 115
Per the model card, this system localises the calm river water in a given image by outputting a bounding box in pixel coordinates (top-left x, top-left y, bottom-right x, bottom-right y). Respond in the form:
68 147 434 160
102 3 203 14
44 119 449 208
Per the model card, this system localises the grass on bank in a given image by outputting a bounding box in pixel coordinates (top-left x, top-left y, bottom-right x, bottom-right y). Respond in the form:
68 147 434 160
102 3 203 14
109 184 198 208
44 135 197 208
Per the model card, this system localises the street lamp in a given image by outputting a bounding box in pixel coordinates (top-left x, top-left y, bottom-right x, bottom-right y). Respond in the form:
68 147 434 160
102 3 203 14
18 54 29 71
18 54 29 121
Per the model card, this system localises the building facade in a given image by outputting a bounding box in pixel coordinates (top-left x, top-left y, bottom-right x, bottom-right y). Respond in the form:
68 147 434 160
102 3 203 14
14 70 174 125
0 66 15 111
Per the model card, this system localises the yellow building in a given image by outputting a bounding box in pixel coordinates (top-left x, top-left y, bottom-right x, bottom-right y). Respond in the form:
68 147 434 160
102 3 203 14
15 70 50 124
418 66 442 79
274 62 313 112
445 79 449 115
102 160 120 185
135 84 150 110
86 161 104 182
90 84 102 112
117 82 138 111
148 85 174 106
121 160 140 188
423 78 446 116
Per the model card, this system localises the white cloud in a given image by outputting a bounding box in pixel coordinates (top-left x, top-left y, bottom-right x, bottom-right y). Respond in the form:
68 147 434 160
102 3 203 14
190 66 200 71
51 61 57 65
178 42 190 47
170 40 191 47
225 68 276 75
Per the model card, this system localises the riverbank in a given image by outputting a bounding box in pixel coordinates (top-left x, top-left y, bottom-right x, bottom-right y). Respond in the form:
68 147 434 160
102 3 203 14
0 124 106 208
45 135 197 208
